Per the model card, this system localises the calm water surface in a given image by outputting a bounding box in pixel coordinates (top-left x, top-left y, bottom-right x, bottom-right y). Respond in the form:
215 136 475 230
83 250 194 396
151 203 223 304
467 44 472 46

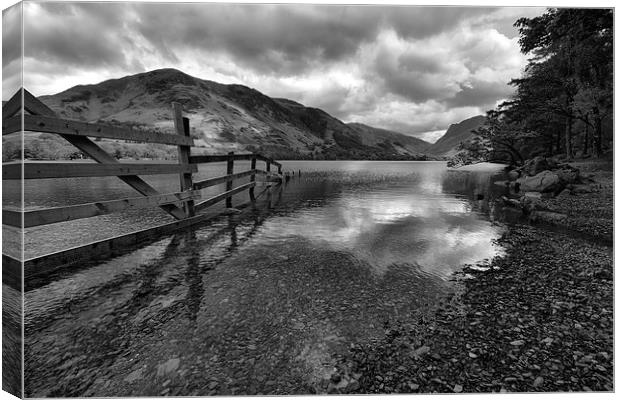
21 161 507 396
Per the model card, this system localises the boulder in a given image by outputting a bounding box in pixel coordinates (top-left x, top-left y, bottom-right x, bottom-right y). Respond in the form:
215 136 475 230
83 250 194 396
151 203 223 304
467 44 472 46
571 184 593 194
522 191 542 200
156 358 180 376
520 192 546 213
412 345 431 358
556 189 572 198
523 156 550 176
555 167 579 184
509 181 520 193
529 211 568 224
516 170 565 193
540 191 555 199
580 173 596 183
502 196 522 209
507 170 520 181
554 154 567 162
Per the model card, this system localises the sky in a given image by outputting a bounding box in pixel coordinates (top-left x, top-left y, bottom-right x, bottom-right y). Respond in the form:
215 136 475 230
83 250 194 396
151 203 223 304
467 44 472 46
2 1 546 143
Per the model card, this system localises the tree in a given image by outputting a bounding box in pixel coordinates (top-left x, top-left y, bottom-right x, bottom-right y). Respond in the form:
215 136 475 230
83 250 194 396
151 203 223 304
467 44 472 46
449 8 612 166
514 8 613 158
455 109 537 167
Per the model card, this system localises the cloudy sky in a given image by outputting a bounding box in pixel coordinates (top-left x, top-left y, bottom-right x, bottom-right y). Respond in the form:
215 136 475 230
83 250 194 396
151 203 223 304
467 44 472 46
3 1 545 142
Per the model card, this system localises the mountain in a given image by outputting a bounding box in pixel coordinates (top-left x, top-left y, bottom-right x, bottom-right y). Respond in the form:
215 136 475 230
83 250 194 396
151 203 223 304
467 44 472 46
346 123 431 156
37 68 430 160
426 115 487 156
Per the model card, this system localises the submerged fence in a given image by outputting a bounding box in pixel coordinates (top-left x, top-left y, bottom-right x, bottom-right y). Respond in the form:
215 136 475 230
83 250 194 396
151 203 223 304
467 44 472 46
2 88 284 282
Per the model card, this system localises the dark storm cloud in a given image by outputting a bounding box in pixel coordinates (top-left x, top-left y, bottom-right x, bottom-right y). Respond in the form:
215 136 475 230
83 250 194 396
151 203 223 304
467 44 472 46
2 4 23 99
2 4 21 68
398 52 445 75
128 4 501 75
24 2 130 69
26 3 496 76
308 85 353 119
130 4 379 74
445 80 514 109
376 65 451 103
387 6 497 38
372 46 460 103
15 2 544 138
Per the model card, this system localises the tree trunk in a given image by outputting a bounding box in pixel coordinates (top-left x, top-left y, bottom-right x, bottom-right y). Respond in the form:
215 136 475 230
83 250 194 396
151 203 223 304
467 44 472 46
594 115 603 157
547 140 553 157
565 115 573 159
583 121 590 156
590 106 602 157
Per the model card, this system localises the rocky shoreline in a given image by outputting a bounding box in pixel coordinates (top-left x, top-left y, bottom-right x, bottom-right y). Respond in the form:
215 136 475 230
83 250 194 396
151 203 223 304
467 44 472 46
328 159 613 394
499 157 613 244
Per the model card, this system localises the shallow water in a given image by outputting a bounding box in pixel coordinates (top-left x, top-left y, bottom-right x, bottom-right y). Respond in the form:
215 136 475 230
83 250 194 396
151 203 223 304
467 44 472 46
22 161 508 396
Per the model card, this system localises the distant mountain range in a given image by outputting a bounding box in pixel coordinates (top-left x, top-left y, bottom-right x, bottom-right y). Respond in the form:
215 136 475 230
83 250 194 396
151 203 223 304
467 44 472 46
36 68 484 160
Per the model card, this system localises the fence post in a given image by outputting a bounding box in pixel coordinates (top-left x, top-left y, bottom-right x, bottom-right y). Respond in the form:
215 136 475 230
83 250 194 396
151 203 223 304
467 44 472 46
226 151 234 208
249 155 257 201
266 159 271 173
278 164 282 174
173 103 194 217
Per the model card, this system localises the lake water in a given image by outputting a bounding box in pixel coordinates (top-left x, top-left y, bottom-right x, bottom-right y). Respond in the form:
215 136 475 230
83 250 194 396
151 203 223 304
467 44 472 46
14 160 509 396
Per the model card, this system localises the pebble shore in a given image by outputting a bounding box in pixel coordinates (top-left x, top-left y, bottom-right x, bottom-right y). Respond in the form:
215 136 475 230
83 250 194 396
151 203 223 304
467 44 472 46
332 161 614 394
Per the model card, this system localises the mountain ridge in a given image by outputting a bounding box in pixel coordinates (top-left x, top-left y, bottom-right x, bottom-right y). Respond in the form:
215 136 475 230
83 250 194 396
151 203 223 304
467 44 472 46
38 68 434 160
425 115 487 156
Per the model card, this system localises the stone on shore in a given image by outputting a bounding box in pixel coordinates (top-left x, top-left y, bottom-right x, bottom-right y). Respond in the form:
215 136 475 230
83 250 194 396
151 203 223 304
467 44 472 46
570 184 593 194
555 167 580 184
157 358 180 376
337 223 612 394
412 345 431 358
556 189 572 198
501 196 521 209
522 192 542 200
523 156 550 176
516 171 564 193
507 170 520 181
528 211 568 224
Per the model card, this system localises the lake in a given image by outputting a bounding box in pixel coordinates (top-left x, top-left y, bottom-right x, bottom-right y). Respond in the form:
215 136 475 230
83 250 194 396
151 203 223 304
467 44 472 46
16 160 509 396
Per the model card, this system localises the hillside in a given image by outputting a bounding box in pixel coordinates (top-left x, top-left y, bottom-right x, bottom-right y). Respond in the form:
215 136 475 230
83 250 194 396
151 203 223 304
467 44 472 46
37 68 430 160
346 123 431 156
426 115 486 156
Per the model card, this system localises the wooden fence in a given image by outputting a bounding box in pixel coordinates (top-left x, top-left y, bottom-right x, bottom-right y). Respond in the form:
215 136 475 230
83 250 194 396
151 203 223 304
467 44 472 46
2 88 284 282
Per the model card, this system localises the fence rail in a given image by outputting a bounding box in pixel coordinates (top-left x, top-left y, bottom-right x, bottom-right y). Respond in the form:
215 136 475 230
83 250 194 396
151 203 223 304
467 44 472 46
4 114 195 146
195 181 257 212
2 88 285 271
3 162 198 180
189 153 282 170
3 190 202 228
193 169 256 190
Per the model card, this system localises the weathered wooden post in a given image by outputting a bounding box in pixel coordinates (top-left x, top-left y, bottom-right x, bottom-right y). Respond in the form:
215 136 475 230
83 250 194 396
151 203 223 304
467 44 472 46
226 151 234 208
173 103 195 217
249 155 257 201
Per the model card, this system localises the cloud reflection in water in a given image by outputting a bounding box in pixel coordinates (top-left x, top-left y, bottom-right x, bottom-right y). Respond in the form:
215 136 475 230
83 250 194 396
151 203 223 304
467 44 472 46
260 174 504 279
